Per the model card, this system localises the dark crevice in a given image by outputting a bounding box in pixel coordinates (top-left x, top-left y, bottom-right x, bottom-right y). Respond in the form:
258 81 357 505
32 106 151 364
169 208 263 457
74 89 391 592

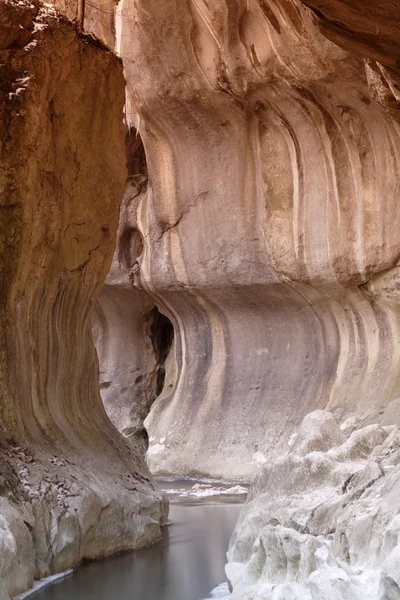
147 307 174 365
156 367 166 397
126 128 147 180
128 307 174 452
144 306 174 408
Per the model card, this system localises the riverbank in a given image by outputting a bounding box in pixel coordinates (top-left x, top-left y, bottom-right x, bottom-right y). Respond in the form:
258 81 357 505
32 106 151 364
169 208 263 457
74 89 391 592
22 481 246 600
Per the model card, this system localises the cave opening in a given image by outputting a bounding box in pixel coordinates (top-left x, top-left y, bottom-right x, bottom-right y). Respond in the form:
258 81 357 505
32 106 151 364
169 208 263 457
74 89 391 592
147 306 174 364
145 306 174 401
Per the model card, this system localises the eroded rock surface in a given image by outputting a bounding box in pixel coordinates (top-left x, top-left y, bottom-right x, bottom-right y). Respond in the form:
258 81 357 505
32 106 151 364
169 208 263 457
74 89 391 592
87 0 400 480
92 132 176 454
3 0 400 597
227 410 400 599
0 3 166 597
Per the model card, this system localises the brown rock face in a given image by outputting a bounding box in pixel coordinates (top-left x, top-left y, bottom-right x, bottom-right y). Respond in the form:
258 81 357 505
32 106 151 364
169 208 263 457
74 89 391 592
0 7 123 454
89 0 400 480
0 3 165 597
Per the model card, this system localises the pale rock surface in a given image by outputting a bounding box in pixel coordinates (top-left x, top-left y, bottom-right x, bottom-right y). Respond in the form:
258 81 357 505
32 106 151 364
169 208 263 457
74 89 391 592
288 411 346 456
0 3 166 598
226 410 400 599
87 0 400 480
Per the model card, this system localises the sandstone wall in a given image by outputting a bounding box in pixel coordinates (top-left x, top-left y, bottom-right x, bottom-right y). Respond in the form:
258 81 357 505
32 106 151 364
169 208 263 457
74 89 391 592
0 4 165 597
90 0 400 480
92 131 176 455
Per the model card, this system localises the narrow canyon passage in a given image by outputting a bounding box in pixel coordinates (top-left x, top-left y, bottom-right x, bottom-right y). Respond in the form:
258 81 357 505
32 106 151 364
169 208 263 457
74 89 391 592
3 1 400 599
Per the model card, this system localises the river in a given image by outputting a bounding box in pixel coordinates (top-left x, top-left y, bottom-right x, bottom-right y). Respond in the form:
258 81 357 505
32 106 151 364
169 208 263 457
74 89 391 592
30 480 247 600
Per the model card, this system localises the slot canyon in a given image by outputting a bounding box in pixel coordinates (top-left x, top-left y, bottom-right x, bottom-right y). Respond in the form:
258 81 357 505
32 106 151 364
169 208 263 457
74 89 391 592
2 0 400 599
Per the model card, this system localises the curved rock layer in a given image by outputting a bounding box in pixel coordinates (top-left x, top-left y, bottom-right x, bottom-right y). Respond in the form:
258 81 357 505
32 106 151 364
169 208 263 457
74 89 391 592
91 0 400 479
0 4 165 598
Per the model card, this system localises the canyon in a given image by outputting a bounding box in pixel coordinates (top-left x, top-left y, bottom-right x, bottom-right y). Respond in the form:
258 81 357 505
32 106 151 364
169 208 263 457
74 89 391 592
0 4 166 597
1 0 400 598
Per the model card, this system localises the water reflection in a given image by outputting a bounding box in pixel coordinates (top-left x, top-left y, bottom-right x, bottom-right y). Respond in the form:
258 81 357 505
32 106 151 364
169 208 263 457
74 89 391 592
33 499 243 600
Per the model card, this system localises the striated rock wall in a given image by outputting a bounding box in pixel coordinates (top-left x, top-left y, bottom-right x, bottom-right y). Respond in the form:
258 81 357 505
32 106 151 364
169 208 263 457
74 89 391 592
90 0 400 480
222 4 400 596
0 4 165 598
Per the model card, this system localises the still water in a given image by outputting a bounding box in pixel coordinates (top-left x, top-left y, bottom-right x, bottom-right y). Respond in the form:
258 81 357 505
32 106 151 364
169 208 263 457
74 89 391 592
32 483 245 600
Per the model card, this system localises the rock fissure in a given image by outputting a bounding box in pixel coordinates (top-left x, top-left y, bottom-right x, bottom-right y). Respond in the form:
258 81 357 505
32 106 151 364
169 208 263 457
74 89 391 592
155 193 208 241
